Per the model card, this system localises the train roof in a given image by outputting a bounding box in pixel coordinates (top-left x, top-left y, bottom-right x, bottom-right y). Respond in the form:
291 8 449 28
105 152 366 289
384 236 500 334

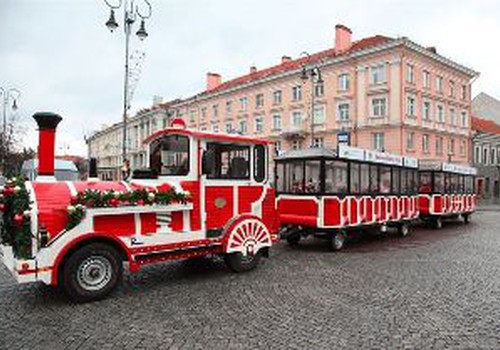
419 160 477 175
143 127 272 146
276 145 419 168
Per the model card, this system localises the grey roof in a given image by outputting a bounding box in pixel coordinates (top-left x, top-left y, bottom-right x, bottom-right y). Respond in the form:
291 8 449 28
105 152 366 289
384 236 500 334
472 92 500 124
275 147 337 161
22 159 78 171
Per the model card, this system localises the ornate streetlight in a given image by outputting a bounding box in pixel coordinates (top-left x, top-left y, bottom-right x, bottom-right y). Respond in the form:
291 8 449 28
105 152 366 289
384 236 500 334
103 0 152 178
0 87 21 175
300 52 323 148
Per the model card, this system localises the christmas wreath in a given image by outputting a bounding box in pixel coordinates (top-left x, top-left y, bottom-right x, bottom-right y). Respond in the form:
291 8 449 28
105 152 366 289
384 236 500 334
66 186 190 230
0 178 33 259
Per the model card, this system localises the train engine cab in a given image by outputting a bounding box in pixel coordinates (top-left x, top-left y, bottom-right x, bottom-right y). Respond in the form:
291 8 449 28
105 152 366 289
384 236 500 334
417 160 477 228
0 114 279 302
275 144 419 251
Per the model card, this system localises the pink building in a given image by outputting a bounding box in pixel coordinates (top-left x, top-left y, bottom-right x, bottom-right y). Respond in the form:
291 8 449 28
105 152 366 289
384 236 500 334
174 24 478 165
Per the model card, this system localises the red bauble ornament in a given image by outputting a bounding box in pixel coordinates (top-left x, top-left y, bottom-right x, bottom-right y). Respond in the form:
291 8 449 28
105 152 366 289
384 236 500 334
70 196 78 205
14 214 23 225
0 204 4 212
157 183 172 192
137 199 145 206
109 198 119 207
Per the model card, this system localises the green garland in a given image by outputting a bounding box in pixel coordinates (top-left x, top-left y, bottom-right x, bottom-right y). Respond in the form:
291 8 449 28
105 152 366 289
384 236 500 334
0 177 33 259
66 187 190 230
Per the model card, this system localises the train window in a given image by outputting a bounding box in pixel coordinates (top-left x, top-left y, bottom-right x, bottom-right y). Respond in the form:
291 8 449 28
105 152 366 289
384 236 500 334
408 170 418 195
458 175 465 193
419 172 432 193
325 160 348 194
449 174 458 193
360 164 370 194
401 169 408 194
286 161 304 193
369 164 379 193
380 166 391 193
206 143 250 180
305 161 321 193
150 134 190 176
392 167 401 194
465 175 473 193
276 163 285 192
254 145 266 183
350 163 360 194
434 172 444 193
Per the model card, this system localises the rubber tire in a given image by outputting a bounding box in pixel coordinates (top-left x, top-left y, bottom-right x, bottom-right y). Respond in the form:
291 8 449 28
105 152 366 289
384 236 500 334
463 214 470 224
62 243 123 303
286 234 301 246
329 232 346 252
224 251 262 273
398 223 410 237
434 217 443 229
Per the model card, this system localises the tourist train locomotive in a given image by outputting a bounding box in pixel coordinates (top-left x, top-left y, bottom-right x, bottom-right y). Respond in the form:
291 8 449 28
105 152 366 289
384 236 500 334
0 113 279 301
0 113 477 301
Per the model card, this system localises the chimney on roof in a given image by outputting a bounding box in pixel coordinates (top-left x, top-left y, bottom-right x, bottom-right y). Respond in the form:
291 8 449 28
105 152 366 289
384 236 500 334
426 46 437 54
281 55 292 64
206 72 222 91
250 65 257 74
335 24 352 52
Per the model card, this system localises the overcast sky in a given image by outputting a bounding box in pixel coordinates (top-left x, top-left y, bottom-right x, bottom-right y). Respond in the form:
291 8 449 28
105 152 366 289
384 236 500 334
1 0 499 156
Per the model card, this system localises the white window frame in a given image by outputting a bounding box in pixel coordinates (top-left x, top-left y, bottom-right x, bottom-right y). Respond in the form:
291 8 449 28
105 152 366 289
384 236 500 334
371 64 386 85
372 97 387 118
273 90 282 105
406 96 416 117
255 116 264 134
372 132 385 151
338 73 349 91
422 134 430 154
292 85 302 101
313 105 326 125
291 111 303 127
406 64 414 83
337 103 350 121
272 114 282 131
422 101 431 121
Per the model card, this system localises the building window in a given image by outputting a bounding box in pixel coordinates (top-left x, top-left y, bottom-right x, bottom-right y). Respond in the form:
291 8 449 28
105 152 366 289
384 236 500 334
226 100 232 113
292 85 302 101
272 114 282 131
292 111 302 127
450 108 456 126
338 73 349 91
372 98 387 117
313 137 324 148
212 105 219 118
337 103 350 121
422 134 430 154
461 111 467 127
313 106 325 125
256 93 264 108
201 107 207 119
461 84 467 100
449 139 456 155
491 148 496 164
474 146 480 163
239 120 247 134
371 64 386 85
437 105 444 123
406 64 414 83
273 90 282 105
423 101 431 121
449 80 455 98
190 110 197 122
461 140 467 157
423 70 431 89
275 141 282 155
212 124 219 133
437 76 443 93
255 116 263 134
483 147 488 164
372 133 385 151
406 132 415 150
292 140 301 150
436 137 443 155
225 122 232 133
240 97 248 112
314 83 324 97
406 96 416 117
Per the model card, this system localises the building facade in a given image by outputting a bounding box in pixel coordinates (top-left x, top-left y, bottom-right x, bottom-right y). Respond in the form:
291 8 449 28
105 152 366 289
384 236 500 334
89 24 478 180
471 114 500 204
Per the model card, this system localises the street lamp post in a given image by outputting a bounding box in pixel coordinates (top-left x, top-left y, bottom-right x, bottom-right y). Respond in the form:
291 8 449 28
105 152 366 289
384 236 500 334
103 0 152 178
300 52 323 148
0 87 21 175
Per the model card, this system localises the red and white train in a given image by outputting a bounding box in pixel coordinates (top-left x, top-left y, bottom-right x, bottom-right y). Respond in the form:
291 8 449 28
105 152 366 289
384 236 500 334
275 144 420 250
418 160 477 228
0 113 279 301
0 113 477 301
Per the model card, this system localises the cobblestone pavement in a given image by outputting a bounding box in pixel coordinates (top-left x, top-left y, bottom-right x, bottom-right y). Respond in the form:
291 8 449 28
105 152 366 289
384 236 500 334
2 212 500 349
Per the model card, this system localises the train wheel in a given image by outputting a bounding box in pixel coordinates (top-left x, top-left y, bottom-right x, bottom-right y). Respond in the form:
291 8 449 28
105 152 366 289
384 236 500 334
463 213 470 224
434 217 443 229
224 251 262 273
398 223 410 237
62 243 123 303
329 231 346 252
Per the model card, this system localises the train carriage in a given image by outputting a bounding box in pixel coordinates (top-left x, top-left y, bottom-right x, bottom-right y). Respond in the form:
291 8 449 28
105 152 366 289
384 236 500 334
0 113 279 302
275 144 419 251
417 160 477 228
